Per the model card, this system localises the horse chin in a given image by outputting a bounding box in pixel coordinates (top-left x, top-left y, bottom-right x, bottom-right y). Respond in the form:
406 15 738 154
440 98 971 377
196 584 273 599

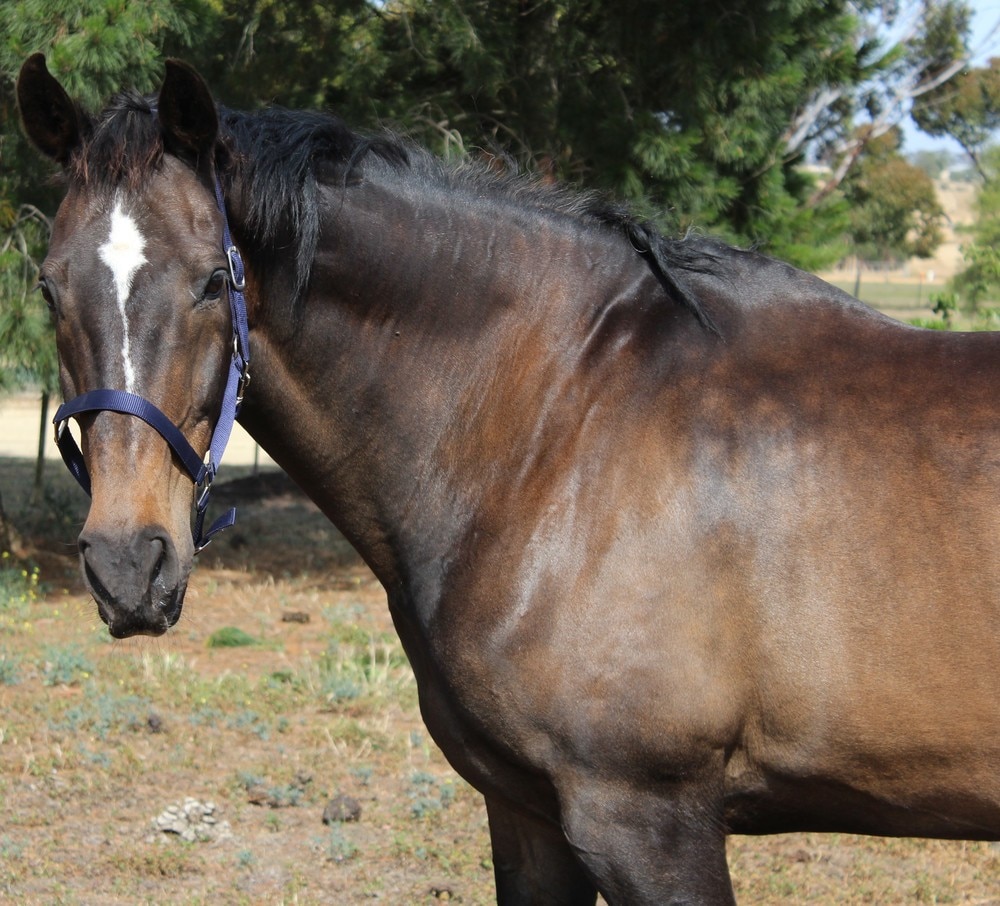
94 583 185 639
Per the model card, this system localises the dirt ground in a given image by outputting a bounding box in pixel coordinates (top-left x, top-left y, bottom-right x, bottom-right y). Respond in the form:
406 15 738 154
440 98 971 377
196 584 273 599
1 463 500 904
0 454 998 905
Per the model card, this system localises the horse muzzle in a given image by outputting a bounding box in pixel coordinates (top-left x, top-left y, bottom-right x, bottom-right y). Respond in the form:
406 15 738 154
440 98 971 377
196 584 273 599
78 525 187 638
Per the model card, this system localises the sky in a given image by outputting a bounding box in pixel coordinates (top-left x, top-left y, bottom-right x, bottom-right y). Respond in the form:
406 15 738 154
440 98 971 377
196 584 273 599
902 0 1000 155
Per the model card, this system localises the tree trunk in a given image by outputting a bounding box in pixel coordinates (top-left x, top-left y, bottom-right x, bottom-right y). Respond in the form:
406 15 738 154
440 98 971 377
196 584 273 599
31 390 49 503
0 488 16 555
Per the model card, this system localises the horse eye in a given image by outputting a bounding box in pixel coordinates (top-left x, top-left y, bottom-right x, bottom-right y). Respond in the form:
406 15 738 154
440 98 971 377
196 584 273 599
201 270 228 303
36 278 56 311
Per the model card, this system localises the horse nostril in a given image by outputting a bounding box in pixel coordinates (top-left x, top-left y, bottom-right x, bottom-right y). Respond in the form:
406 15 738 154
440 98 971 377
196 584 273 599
81 545 114 607
149 537 168 593
75 526 187 636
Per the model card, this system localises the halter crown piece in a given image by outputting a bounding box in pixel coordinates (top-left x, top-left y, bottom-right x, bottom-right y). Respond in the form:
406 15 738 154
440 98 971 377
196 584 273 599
52 170 251 553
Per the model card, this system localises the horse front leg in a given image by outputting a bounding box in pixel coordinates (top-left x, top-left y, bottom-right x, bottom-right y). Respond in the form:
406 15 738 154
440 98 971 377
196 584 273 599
485 795 598 906
558 774 737 906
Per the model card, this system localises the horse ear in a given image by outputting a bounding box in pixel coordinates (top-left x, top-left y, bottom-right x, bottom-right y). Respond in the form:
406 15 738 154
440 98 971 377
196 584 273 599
17 53 82 165
158 60 218 165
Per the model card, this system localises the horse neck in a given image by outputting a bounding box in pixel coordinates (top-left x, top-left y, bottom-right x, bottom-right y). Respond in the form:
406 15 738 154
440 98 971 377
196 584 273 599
236 172 650 598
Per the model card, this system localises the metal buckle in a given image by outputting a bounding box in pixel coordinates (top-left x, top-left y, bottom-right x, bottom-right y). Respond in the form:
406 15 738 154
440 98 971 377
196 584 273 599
226 245 246 290
232 336 251 405
237 368 251 405
196 455 216 511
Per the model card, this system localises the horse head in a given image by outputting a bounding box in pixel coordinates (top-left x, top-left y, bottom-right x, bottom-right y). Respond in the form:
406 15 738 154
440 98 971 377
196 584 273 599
17 55 238 637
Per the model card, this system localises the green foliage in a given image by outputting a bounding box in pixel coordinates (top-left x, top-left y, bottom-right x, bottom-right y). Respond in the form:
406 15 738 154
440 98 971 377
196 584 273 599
0 551 39 612
195 1 975 268
317 632 412 705
226 707 271 739
234 768 312 806
909 291 958 329
956 241 1000 305
0 647 21 684
54 690 151 738
906 293 1000 331
931 291 958 324
0 0 982 312
323 825 359 862
0 0 205 405
40 644 94 686
407 770 457 819
315 0 866 262
954 147 1000 306
0 205 54 392
912 58 1000 178
0 0 204 108
205 626 262 648
843 132 944 262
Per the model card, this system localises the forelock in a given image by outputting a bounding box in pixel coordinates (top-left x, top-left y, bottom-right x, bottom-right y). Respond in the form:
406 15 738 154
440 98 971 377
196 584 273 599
69 91 164 191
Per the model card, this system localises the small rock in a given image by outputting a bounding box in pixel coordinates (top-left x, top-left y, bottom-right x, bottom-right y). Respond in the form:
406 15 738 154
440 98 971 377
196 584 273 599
151 798 232 843
322 794 362 824
147 711 164 733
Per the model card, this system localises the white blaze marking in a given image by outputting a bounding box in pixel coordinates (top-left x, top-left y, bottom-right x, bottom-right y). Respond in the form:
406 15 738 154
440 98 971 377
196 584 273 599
99 201 147 392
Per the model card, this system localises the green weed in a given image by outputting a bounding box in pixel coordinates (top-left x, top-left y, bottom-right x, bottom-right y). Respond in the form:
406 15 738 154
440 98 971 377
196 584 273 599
103 845 205 879
51 691 150 740
234 769 311 807
0 649 21 685
316 632 413 705
408 771 456 820
0 552 40 618
205 626 261 648
322 826 358 862
227 708 271 739
40 645 94 686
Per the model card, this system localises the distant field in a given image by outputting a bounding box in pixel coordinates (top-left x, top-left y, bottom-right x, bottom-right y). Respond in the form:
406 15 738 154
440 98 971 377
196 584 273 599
825 279 947 313
824 277 1000 330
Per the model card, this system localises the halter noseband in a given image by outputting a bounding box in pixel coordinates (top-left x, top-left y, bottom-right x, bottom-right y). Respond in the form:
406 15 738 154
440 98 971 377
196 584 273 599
52 173 251 553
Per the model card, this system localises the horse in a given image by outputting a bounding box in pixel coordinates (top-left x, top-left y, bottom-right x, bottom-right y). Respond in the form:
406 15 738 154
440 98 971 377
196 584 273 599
16 54 1000 904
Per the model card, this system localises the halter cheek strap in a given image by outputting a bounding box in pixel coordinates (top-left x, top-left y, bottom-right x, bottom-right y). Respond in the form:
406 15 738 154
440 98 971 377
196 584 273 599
52 174 251 553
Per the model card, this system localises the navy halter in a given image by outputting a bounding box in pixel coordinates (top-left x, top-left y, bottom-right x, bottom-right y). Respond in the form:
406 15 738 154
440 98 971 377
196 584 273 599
52 173 251 553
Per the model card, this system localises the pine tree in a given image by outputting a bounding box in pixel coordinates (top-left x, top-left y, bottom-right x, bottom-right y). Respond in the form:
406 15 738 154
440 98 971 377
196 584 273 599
0 0 204 492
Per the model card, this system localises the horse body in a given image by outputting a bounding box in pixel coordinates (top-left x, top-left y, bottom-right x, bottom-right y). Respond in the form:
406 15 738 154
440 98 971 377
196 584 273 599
17 55 1000 903
243 166 1000 862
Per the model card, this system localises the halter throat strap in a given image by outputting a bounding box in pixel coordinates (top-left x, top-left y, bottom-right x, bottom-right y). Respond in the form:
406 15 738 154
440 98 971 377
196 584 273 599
52 173 251 553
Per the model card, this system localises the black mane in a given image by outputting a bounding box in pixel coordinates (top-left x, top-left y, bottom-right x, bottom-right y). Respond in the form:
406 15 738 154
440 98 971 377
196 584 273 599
217 106 406 300
69 94 715 328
